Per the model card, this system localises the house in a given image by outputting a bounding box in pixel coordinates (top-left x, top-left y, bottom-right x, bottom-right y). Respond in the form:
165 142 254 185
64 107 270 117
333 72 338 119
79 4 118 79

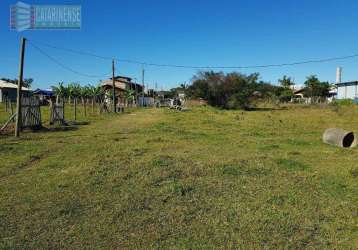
0 79 31 103
292 85 336 103
336 81 358 99
33 88 54 105
100 76 143 106
333 67 358 100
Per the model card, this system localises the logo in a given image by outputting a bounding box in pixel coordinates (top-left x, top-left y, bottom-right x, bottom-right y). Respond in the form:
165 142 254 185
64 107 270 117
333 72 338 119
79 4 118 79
10 1 81 31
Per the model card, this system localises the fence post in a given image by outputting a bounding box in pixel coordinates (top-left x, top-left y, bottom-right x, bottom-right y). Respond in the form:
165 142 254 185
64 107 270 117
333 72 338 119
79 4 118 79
15 37 26 137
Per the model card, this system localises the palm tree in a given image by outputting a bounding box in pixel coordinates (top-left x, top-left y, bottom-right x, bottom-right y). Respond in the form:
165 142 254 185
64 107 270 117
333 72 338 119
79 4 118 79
278 76 295 89
180 83 188 90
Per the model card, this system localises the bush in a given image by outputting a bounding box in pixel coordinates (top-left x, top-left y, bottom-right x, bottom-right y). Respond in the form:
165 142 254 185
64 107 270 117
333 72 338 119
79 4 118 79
187 71 274 110
331 99 354 106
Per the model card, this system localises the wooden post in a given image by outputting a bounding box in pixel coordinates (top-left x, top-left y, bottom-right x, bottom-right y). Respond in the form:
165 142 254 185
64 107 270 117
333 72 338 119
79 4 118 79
15 37 26 137
141 67 145 107
83 98 87 117
135 82 138 106
5 96 8 112
62 99 65 122
10 100 14 116
112 59 116 113
74 97 77 120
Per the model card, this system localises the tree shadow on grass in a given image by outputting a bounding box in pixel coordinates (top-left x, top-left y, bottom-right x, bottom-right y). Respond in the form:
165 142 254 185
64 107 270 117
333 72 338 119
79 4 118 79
35 126 79 133
66 121 91 126
245 107 287 112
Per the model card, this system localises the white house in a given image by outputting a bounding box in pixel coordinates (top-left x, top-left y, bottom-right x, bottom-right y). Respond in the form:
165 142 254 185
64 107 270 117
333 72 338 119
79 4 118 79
334 67 358 100
336 81 358 99
0 80 31 103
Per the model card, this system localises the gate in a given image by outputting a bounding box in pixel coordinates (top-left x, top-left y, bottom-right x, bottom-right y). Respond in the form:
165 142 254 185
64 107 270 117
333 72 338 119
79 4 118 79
1 96 42 133
50 100 66 125
21 96 42 128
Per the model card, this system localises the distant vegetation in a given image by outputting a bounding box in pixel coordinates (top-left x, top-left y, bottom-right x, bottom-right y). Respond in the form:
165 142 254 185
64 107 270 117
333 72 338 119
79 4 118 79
1 78 34 88
183 71 332 109
51 82 104 105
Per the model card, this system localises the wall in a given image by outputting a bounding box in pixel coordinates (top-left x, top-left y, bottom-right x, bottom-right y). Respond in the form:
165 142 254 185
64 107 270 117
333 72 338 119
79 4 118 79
138 97 154 107
0 88 31 102
337 84 358 99
0 88 17 102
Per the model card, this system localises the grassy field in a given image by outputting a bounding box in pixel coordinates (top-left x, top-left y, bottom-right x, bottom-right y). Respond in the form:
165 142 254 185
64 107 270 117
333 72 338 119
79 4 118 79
0 103 357 249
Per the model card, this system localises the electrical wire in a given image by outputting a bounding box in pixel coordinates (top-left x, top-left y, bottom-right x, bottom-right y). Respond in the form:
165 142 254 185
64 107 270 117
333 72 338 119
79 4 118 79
28 39 358 69
28 40 111 78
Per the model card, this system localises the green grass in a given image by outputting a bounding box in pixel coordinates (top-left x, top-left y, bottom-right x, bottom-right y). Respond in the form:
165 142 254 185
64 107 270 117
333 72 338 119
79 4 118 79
1 103 358 249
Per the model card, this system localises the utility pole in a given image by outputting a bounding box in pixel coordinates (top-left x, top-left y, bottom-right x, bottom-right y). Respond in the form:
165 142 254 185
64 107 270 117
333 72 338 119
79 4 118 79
112 59 116 113
141 66 145 107
134 78 138 106
154 82 157 98
15 37 26 137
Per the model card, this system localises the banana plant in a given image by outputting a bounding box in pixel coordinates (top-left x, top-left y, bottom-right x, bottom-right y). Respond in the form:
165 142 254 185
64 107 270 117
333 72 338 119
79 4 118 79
125 89 135 107
51 82 67 104
67 83 81 120
79 85 88 116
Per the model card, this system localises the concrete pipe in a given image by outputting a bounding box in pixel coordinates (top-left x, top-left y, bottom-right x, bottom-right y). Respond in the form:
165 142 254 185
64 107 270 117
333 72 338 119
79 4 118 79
323 128 357 148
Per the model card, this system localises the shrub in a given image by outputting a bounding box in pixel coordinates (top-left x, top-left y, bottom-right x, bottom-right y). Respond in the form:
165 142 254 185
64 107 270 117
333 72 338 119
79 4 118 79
331 99 354 106
187 71 273 109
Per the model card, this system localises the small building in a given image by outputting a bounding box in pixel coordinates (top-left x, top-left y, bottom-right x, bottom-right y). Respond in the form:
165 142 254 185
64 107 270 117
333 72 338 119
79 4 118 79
0 79 31 103
33 88 54 105
100 76 143 106
336 81 358 99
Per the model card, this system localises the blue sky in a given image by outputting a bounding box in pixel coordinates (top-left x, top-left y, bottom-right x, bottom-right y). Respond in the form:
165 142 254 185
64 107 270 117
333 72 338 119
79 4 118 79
1 0 358 90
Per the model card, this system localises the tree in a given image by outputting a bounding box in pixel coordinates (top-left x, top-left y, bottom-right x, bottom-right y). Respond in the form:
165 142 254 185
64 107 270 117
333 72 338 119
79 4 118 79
51 82 67 104
304 75 330 99
278 75 294 89
278 76 295 102
1 78 33 88
187 71 262 109
124 89 135 106
90 85 105 113
79 85 91 116
67 83 81 120
23 78 33 88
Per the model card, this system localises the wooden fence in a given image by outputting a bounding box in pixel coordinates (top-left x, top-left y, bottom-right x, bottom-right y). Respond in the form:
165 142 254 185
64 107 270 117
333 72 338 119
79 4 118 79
50 100 66 125
21 97 42 128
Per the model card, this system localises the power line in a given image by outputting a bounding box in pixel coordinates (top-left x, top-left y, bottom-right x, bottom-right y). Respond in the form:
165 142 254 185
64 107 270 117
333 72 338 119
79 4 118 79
28 39 358 69
28 40 111 78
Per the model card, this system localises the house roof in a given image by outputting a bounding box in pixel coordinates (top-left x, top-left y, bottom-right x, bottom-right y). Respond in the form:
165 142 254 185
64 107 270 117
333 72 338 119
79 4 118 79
293 88 305 94
33 88 53 96
336 81 358 87
0 80 31 91
101 77 142 91
101 79 127 90
111 76 132 81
